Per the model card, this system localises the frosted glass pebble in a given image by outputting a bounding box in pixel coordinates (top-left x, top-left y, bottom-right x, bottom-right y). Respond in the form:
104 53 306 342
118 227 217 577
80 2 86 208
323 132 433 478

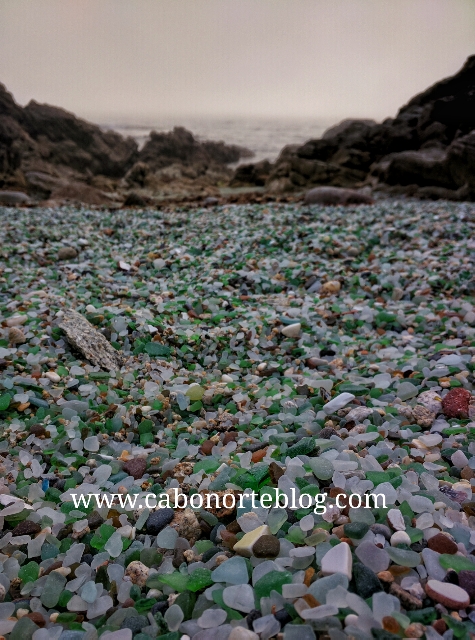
197 608 227 628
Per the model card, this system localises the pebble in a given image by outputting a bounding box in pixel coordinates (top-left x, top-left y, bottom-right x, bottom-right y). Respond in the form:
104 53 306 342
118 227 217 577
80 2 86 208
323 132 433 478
425 579 470 609
57 246 78 261
122 457 147 479
281 323 301 338
234 525 272 558
124 561 149 587
442 388 471 418
427 533 458 555
252 535 280 558
145 508 175 535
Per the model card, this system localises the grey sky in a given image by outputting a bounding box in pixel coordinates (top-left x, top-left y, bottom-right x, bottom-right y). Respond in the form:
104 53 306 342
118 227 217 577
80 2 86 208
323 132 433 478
0 0 474 121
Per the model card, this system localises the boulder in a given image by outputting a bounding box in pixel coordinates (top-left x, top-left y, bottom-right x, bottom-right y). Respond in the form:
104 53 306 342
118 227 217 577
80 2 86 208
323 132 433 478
304 186 373 206
49 182 112 205
379 148 455 188
22 101 138 177
138 126 252 172
447 130 475 193
0 190 31 206
24 171 63 199
230 159 272 186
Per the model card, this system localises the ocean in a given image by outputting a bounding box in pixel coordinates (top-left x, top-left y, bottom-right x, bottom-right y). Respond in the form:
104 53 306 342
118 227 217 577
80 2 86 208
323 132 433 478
104 116 336 165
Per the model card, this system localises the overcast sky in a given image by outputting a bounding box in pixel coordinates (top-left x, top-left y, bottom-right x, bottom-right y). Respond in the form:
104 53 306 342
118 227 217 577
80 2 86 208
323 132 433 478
0 0 474 122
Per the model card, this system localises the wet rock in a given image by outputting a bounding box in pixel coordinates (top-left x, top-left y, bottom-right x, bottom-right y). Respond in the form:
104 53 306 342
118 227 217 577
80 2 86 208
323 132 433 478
0 191 31 206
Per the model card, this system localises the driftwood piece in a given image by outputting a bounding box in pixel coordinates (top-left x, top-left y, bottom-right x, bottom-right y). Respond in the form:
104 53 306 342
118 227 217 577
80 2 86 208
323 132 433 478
58 309 123 371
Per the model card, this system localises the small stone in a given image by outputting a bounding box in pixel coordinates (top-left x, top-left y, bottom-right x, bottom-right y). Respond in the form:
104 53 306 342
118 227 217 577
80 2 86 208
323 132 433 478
234 524 271 558
57 246 78 261
389 582 423 610
125 561 149 587
418 390 443 414
123 457 147 479
412 405 435 427
45 371 61 382
377 571 394 584
432 620 448 635
29 424 47 437
25 612 45 628
9 327 25 344
318 427 337 440
320 541 352 580
252 535 280 558
200 440 214 455
405 623 425 638
169 508 201 544
281 323 301 338
145 508 174 535
442 388 471 419
321 280 341 295
425 579 470 609
11 520 41 537
427 533 458 555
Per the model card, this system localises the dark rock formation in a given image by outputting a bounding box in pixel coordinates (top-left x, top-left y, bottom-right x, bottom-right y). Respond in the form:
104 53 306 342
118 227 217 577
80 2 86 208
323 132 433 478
232 55 475 200
231 159 272 187
22 101 138 177
138 126 252 172
0 84 252 205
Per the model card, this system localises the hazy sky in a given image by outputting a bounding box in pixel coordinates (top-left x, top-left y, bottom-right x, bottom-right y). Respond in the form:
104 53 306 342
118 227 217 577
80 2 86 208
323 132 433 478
0 0 474 122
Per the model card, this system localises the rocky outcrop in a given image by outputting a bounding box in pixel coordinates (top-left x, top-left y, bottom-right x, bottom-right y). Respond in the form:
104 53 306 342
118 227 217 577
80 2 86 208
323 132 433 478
138 126 252 172
230 159 272 187
0 84 252 205
232 55 475 200
22 101 138 177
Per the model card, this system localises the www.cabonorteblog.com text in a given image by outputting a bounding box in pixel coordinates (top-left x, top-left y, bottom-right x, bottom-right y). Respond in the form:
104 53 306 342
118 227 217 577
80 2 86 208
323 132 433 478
70 489 387 514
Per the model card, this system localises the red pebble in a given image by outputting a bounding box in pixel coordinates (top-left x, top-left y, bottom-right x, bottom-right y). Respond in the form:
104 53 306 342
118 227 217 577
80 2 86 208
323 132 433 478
199 440 214 455
442 388 471 419
432 620 447 635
